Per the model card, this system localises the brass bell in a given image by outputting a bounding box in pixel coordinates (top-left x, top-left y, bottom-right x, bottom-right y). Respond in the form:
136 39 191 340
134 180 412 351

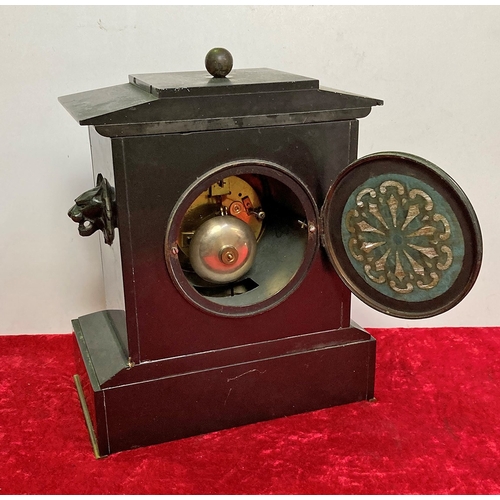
189 215 257 284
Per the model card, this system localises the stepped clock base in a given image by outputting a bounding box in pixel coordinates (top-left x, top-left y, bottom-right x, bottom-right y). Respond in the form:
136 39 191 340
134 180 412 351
73 310 376 457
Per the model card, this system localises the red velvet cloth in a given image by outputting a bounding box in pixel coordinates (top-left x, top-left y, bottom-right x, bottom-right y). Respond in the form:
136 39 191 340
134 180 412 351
1 328 499 494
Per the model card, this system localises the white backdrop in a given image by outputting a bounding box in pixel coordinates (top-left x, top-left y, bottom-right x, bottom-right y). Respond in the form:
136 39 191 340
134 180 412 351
0 5 498 334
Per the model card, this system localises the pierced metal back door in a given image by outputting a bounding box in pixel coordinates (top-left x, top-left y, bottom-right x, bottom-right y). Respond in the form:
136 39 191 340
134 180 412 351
321 152 482 319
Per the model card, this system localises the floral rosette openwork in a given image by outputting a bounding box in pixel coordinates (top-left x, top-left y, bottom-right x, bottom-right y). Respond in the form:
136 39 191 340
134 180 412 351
343 175 463 301
322 152 482 319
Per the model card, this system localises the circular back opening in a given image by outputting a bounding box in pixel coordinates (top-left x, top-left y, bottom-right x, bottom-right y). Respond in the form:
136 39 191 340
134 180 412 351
165 160 318 317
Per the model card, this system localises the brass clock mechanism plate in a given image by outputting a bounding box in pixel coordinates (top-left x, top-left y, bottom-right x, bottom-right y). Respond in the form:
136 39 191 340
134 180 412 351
178 175 264 259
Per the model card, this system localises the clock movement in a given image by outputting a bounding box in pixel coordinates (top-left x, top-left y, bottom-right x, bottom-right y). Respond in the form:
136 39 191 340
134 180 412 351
60 49 482 457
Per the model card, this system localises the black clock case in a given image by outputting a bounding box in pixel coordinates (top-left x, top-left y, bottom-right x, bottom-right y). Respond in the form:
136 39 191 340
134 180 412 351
62 69 381 456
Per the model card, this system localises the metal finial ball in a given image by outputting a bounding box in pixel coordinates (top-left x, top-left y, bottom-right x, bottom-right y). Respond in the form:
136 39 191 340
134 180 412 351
205 48 233 78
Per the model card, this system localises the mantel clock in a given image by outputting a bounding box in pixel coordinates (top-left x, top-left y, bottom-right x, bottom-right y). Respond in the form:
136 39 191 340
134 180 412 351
60 49 482 457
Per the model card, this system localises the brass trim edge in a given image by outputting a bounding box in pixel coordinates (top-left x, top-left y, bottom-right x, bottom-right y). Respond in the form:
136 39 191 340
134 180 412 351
73 374 101 459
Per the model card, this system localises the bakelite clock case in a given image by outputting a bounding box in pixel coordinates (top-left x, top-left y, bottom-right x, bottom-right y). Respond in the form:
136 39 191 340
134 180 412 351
61 56 482 457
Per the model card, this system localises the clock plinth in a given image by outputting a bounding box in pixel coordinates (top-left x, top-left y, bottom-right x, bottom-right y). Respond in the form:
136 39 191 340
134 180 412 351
73 310 374 457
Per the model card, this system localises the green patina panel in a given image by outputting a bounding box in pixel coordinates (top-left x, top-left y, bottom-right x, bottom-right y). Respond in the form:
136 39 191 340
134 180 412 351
341 173 464 303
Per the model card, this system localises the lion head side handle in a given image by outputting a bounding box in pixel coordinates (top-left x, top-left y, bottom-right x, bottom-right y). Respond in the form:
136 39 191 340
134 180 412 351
68 174 117 245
